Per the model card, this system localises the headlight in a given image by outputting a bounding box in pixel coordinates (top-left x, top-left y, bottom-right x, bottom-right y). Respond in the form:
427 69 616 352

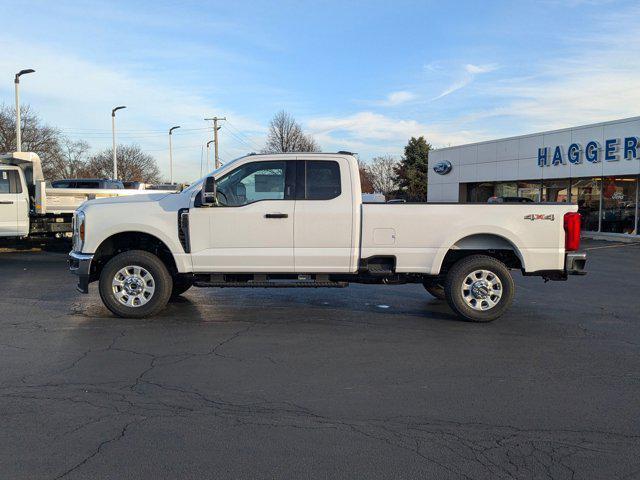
73 211 86 252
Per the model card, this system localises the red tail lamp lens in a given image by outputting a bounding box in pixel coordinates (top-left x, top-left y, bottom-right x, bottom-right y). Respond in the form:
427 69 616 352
564 212 581 251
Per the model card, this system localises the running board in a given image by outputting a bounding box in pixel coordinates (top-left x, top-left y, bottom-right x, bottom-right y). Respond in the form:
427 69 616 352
194 281 348 288
194 274 348 289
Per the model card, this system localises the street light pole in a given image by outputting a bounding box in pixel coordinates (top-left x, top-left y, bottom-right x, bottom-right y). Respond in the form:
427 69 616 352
14 69 35 152
169 126 181 184
111 106 126 179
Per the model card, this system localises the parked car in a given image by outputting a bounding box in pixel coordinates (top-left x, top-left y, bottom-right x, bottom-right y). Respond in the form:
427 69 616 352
69 153 586 322
51 178 125 189
123 181 144 190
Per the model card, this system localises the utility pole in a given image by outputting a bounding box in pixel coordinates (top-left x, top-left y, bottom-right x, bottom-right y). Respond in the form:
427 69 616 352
168 125 181 184
206 140 214 172
111 106 126 179
204 116 225 169
14 69 35 152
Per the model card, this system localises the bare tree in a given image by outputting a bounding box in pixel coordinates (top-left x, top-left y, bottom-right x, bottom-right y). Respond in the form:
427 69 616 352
357 159 374 193
368 155 399 195
0 103 61 166
44 138 91 180
263 111 320 153
80 144 161 183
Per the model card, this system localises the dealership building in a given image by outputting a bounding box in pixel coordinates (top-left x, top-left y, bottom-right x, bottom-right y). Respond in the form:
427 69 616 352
428 116 640 237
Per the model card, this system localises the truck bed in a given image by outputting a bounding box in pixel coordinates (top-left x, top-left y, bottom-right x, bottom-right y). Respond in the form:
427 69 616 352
39 187 163 214
360 203 578 274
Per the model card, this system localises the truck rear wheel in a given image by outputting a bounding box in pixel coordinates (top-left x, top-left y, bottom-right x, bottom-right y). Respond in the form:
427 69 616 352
444 255 514 322
99 250 172 318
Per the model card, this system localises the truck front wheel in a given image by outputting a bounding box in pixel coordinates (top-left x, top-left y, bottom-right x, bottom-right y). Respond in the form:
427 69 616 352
444 255 515 322
99 250 173 318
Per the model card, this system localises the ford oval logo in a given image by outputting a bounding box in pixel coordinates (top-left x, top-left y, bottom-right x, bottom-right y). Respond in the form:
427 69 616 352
433 160 452 175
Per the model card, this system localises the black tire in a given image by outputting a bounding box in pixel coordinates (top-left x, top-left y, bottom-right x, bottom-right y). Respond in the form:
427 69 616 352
99 250 173 318
422 281 446 300
171 275 194 297
444 255 515 322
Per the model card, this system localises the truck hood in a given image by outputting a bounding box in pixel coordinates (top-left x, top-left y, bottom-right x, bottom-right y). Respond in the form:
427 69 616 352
82 192 173 207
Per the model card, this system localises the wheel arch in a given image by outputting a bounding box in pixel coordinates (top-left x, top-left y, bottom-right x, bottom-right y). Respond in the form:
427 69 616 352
434 231 527 275
90 231 178 281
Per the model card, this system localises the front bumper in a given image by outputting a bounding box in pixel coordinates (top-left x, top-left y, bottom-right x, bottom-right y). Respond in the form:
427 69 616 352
69 251 94 293
565 251 587 275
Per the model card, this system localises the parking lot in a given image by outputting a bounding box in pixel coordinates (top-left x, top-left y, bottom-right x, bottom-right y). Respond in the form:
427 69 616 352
0 240 639 479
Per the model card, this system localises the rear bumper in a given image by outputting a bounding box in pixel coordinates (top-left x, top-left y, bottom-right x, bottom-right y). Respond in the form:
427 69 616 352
565 251 587 276
68 251 94 293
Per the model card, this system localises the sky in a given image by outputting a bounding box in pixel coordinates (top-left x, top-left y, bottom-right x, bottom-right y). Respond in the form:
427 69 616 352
1 0 639 182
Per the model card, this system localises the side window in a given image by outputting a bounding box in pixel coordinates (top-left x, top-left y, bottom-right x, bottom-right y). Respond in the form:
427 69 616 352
0 171 22 194
76 181 98 189
305 161 341 200
9 171 22 193
216 161 287 206
0 171 10 194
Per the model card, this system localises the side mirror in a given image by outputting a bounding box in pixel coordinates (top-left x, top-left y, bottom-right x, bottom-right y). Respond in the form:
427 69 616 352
202 176 217 206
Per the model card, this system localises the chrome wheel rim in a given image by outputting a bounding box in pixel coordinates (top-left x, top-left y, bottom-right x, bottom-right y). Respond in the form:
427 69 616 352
461 269 502 311
112 265 155 308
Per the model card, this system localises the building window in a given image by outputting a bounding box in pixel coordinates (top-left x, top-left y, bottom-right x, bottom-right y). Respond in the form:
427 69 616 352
467 182 495 202
542 179 570 202
572 178 601 232
495 182 517 198
601 177 637 235
516 181 542 202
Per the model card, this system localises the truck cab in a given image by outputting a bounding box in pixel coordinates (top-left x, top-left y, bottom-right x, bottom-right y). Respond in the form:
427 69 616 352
69 153 586 322
0 165 30 237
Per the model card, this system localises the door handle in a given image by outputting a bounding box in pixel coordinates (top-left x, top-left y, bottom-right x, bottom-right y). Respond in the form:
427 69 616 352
0 201 14 205
265 213 288 219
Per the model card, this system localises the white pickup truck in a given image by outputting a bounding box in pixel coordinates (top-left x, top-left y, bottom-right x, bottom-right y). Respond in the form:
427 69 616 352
0 152 155 239
69 152 586 322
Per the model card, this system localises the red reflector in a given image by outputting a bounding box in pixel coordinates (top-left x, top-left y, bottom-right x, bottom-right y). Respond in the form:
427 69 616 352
564 212 581 251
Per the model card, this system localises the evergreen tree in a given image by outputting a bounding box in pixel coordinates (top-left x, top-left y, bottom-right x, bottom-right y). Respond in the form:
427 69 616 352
393 136 431 201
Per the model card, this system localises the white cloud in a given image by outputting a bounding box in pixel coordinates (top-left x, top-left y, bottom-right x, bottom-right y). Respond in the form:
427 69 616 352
433 62 498 100
373 90 417 107
306 111 487 157
467 11 640 131
0 36 264 182
465 63 498 74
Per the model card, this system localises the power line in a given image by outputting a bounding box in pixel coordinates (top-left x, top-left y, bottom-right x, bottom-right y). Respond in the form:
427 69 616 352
225 120 263 151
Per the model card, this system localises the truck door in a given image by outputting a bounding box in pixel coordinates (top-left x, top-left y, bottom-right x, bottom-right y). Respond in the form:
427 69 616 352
189 160 296 272
0 169 24 237
294 159 354 272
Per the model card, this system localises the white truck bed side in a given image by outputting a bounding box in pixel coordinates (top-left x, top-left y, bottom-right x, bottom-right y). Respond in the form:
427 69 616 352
361 203 578 274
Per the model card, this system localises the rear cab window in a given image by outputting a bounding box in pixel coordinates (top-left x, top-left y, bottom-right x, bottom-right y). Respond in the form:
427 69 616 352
300 160 341 200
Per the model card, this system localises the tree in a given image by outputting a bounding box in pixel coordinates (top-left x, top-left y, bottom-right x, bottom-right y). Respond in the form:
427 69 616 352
80 144 161 183
44 138 90 180
368 155 399 195
357 159 374 193
394 136 431 201
263 111 320 153
0 103 61 166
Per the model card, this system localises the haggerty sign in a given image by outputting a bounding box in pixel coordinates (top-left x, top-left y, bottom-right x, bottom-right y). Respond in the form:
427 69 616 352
538 136 639 167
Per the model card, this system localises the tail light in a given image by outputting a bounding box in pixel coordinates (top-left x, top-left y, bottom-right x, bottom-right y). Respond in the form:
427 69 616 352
564 212 581 251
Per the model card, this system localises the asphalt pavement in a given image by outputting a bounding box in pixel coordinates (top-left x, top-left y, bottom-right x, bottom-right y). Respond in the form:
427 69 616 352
0 240 639 479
